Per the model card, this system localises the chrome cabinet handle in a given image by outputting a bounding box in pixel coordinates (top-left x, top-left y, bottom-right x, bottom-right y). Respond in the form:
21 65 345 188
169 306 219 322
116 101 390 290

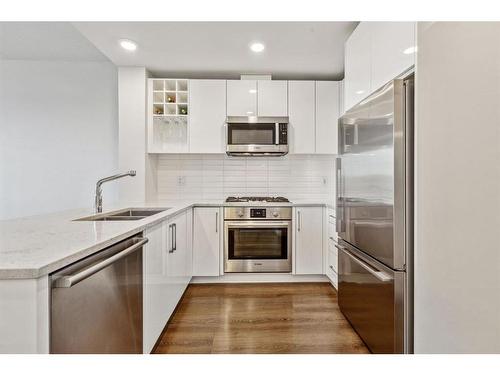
340 247 393 282
329 265 335 271
173 223 177 251
168 224 174 253
297 211 301 231
215 211 218 233
53 237 148 288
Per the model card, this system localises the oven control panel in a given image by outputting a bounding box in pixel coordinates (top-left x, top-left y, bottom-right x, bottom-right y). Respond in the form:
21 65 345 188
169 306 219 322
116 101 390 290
250 208 266 218
224 207 292 220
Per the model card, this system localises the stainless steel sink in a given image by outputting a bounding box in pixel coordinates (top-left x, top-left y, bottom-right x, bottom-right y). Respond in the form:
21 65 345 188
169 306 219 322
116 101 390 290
75 208 169 222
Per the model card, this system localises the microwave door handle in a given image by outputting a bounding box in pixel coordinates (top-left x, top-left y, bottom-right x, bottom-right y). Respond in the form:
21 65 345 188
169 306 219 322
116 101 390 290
275 123 279 145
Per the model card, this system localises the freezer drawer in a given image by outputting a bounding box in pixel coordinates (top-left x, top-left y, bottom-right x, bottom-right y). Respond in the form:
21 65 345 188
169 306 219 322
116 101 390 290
338 239 406 353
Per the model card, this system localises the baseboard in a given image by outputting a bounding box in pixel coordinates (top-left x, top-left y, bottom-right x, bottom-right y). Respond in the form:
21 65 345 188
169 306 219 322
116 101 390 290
191 274 329 284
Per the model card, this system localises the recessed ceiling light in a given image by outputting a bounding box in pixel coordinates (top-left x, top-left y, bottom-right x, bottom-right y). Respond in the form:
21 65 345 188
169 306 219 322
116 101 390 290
250 42 265 53
246 111 254 115
249 89 257 94
356 90 365 95
119 39 138 51
403 46 417 55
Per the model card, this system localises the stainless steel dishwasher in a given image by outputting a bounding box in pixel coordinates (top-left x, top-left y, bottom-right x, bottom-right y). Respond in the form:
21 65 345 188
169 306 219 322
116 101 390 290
50 235 147 354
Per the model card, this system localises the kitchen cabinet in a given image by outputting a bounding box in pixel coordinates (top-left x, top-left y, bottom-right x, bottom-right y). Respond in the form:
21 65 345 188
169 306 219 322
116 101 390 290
344 22 372 111
166 210 192 281
257 80 288 116
142 221 169 353
370 22 416 92
294 206 323 274
189 80 227 153
143 209 192 354
326 211 338 288
315 81 340 154
288 80 316 154
227 80 288 117
193 207 221 276
344 22 416 112
147 78 189 153
227 80 257 116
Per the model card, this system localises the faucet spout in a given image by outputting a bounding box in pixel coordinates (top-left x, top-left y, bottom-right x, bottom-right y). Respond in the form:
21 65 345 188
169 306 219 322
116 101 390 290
95 170 136 213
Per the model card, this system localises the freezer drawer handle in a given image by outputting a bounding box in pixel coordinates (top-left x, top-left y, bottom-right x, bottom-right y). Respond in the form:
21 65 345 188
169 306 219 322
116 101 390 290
336 245 393 282
52 237 148 288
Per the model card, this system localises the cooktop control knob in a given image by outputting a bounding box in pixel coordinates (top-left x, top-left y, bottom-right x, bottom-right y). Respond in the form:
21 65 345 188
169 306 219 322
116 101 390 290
237 209 244 218
272 211 280 218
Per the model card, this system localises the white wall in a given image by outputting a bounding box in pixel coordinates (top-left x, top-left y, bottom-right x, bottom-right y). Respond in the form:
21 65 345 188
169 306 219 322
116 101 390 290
118 67 157 203
414 22 500 353
157 154 335 204
0 60 118 219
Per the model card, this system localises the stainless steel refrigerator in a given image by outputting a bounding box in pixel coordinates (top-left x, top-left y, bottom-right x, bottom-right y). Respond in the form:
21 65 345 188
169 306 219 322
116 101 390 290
336 72 414 354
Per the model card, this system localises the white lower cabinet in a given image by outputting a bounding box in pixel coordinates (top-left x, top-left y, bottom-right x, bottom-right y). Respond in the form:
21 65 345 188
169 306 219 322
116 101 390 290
143 221 169 353
143 210 192 353
326 212 338 288
193 207 221 276
294 206 324 274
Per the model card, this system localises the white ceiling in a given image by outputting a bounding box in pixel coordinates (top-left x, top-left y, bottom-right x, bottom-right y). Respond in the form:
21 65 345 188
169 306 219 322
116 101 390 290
73 22 358 80
0 22 109 62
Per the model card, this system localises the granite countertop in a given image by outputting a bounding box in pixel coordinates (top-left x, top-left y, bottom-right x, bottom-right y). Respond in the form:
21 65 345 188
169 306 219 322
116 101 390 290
0 200 334 280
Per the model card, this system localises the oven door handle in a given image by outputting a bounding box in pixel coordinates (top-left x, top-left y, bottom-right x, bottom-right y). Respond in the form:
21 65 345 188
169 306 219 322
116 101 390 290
224 221 291 229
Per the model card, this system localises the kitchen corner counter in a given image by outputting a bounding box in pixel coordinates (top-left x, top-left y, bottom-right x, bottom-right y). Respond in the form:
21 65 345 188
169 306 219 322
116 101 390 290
0 200 333 280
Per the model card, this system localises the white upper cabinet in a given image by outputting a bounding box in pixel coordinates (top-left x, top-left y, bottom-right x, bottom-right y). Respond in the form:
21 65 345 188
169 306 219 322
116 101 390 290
189 80 226 153
370 22 416 92
226 80 257 116
344 22 416 112
344 22 372 111
288 81 316 154
193 207 221 276
315 81 340 154
257 80 288 116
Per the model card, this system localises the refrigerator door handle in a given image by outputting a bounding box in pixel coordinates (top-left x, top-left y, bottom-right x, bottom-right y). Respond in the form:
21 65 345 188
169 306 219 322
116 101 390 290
338 245 393 282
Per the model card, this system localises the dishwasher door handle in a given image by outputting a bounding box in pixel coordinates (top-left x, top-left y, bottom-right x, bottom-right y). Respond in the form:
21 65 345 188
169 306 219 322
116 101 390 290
52 237 148 288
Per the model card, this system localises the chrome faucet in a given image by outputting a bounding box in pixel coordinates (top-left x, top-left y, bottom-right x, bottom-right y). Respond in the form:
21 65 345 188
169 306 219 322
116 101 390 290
95 170 136 213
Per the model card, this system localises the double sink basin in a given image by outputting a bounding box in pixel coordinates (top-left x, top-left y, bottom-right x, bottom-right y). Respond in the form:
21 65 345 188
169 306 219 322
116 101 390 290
76 208 169 221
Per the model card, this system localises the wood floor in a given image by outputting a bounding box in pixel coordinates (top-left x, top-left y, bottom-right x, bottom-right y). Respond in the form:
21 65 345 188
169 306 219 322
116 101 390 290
153 282 369 354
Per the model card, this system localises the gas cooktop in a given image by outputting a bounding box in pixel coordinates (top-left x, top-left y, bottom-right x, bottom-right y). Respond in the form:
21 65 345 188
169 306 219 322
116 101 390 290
225 196 290 203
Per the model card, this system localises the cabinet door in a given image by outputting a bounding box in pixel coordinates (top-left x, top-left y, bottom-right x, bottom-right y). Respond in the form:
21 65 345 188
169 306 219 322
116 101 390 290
370 22 415 91
167 211 191 281
295 207 324 274
227 80 257 116
344 22 372 111
193 207 221 276
257 80 288 116
143 221 169 353
288 81 315 154
189 80 226 153
315 81 340 154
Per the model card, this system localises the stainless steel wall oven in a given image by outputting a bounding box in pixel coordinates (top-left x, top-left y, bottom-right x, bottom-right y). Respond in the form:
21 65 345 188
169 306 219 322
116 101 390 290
224 206 292 273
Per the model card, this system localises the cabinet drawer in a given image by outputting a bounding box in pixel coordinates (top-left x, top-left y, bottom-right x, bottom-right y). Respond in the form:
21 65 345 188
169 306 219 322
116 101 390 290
326 259 338 288
328 222 337 243
328 246 338 273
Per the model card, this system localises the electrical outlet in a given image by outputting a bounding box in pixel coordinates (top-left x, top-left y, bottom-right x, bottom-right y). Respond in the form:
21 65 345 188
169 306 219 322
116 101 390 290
177 176 186 186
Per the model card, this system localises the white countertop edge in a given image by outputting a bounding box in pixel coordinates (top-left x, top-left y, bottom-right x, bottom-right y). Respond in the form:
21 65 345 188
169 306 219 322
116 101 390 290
0 200 334 280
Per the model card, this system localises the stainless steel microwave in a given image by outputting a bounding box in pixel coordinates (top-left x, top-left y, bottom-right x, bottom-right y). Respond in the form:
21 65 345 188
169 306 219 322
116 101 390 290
226 116 289 156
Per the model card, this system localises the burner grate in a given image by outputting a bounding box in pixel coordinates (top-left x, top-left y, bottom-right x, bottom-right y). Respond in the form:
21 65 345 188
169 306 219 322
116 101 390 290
225 196 289 203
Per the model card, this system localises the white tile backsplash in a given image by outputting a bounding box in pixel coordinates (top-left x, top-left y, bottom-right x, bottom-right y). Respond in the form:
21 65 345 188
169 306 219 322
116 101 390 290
156 154 336 203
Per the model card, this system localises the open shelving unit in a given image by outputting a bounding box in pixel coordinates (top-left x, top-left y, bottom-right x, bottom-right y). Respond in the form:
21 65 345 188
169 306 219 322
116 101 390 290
151 79 189 116
148 78 190 153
